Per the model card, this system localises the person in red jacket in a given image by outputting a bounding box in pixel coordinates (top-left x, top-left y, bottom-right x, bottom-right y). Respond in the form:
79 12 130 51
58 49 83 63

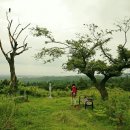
71 84 77 97
71 84 77 105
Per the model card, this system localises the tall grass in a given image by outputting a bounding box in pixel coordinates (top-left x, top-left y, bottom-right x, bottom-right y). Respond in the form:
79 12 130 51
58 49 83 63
0 87 130 130
0 96 16 130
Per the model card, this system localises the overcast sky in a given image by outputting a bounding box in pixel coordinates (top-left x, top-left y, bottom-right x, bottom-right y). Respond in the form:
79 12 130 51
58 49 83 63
0 0 130 76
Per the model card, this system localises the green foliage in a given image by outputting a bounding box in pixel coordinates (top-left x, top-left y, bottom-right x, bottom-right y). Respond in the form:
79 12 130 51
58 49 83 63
118 45 130 62
31 26 66 63
105 96 129 125
20 76 91 90
107 76 130 91
35 47 65 63
106 88 130 124
94 88 130 128
0 86 10 94
52 89 70 97
77 77 90 90
0 80 10 94
19 86 70 98
19 86 49 97
31 26 52 38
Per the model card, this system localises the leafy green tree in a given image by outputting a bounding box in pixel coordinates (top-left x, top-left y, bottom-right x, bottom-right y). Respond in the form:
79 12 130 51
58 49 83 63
0 11 30 93
32 18 130 100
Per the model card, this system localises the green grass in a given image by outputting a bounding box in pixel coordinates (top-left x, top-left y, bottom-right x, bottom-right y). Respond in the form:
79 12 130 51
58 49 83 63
0 87 130 130
13 97 114 130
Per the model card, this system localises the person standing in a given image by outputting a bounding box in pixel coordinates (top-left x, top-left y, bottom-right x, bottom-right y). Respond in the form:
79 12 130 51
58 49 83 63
71 84 77 105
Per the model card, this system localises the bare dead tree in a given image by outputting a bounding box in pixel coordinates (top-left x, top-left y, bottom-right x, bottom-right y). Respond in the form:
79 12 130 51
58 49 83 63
0 11 30 93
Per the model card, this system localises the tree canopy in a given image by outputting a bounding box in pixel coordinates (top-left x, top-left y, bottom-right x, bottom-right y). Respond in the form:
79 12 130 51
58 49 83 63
32 18 130 100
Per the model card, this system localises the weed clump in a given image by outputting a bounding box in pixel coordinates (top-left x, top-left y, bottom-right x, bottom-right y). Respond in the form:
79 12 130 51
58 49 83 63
52 110 87 127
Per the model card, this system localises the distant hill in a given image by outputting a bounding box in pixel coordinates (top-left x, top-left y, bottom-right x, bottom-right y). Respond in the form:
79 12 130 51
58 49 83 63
18 75 87 83
0 75 10 80
0 75 87 82
0 73 129 83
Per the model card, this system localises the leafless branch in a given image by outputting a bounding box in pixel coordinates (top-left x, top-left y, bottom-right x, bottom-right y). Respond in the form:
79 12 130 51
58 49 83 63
8 26 15 48
6 50 12 55
123 31 127 47
100 45 116 63
54 41 70 47
6 12 15 48
6 14 30 50
23 35 28 45
115 18 130 47
16 23 30 40
6 12 13 28
0 40 9 59
16 45 25 50
45 38 70 48
13 24 21 37
15 47 29 55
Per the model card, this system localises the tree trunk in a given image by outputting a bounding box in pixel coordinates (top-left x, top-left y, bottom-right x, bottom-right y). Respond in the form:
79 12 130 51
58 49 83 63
93 81 108 100
8 56 17 93
97 76 110 100
86 73 109 100
98 85 108 100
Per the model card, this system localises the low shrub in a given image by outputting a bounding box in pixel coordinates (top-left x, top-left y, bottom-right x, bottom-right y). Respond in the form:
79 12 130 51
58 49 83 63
105 94 130 125
18 86 48 97
18 86 71 98
13 96 28 104
0 86 11 95
52 90 70 97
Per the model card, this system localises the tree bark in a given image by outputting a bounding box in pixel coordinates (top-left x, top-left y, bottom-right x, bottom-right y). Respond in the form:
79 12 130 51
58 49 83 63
8 54 17 93
98 76 110 100
98 85 108 100
86 73 109 100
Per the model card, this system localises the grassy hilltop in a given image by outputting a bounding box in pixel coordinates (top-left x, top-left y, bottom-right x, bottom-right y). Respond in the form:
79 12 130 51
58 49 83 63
0 87 130 130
